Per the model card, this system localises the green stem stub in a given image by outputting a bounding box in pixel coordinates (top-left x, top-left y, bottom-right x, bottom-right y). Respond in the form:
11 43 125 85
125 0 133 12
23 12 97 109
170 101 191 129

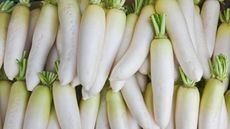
0 0 15 13
16 51 28 81
179 67 196 87
19 0 30 7
39 71 57 87
210 54 228 82
105 0 125 10
220 8 230 23
151 13 167 39
143 0 155 6
126 0 143 15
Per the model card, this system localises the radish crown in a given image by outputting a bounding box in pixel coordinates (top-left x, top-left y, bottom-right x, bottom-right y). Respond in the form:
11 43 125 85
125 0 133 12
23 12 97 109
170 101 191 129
179 67 196 87
220 8 230 23
39 71 57 87
43 0 57 5
105 0 125 10
19 0 30 7
210 54 228 82
151 13 166 39
16 51 28 81
126 0 143 15
0 0 15 13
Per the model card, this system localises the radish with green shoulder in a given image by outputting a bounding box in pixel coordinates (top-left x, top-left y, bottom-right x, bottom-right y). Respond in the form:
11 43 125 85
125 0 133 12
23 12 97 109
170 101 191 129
199 54 228 129
150 13 174 129
4 0 30 80
46 106 61 129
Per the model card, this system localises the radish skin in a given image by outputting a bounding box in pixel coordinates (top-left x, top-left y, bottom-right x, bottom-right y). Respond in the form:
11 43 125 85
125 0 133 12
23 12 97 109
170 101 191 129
138 55 150 75
3 81 30 129
45 45 58 72
201 0 220 57
155 0 203 81
26 3 58 91
121 76 160 129
135 72 148 92
4 3 30 80
80 0 89 13
70 74 80 87
23 86 52 129
127 111 141 129
52 81 81 129
144 83 154 118
106 90 129 129
177 0 197 52
218 99 228 129
109 4 155 82
194 5 210 79
0 81 11 123
58 0 81 85
77 2 106 90
46 106 61 129
55 27 62 56
24 8 41 52
225 90 230 128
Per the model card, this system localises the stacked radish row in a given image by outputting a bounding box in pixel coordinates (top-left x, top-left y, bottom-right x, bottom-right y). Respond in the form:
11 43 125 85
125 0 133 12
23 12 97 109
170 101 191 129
0 0 229 129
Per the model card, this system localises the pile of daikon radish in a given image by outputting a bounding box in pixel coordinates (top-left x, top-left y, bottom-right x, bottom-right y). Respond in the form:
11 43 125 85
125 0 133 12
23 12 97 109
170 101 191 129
0 0 229 129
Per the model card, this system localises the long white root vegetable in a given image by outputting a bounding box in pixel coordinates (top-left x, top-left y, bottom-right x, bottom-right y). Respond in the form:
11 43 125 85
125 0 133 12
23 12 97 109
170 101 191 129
46 106 61 129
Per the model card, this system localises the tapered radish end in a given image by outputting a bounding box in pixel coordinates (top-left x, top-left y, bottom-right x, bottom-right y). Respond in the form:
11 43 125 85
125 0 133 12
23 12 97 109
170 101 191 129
110 80 126 92
26 79 39 91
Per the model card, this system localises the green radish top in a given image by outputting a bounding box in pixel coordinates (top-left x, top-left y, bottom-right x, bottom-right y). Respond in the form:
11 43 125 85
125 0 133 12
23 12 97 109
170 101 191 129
18 0 30 7
16 51 28 81
193 0 200 5
105 0 125 10
210 54 228 82
179 67 196 87
89 0 103 5
126 0 143 15
38 71 57 87
220 8 230 24
0 0 15 13
151 13 167 39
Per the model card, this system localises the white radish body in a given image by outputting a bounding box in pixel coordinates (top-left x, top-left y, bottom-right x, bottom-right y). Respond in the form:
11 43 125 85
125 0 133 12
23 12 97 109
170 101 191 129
144 83 154 118
121 76 160 129
109 5 155 82
45 45 58 72
95 87 110 129
106 90 129 129
150 38 174 128
87 8 126 96
201 0 220 57
155 0 203 81
80 94 100 129
0 81 11 123
138 55 150 75
52 81 81 129
177 0 197 52
55 27 62 56
26 4 58 91
0 12 10 69
218 99 228 129
46 106 61 129
23 86 52 129
135 72 148 92
4 5 30 80
58 0 81 85
114 13 138 63
24 8 41 51
175 86 200 129
3 81 30 129
110 80 126 92
127 112 141 129
77 4 106 90
194 5 210 79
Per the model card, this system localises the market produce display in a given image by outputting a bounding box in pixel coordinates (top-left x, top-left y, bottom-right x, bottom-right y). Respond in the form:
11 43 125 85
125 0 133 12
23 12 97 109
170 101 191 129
0 0 230 129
